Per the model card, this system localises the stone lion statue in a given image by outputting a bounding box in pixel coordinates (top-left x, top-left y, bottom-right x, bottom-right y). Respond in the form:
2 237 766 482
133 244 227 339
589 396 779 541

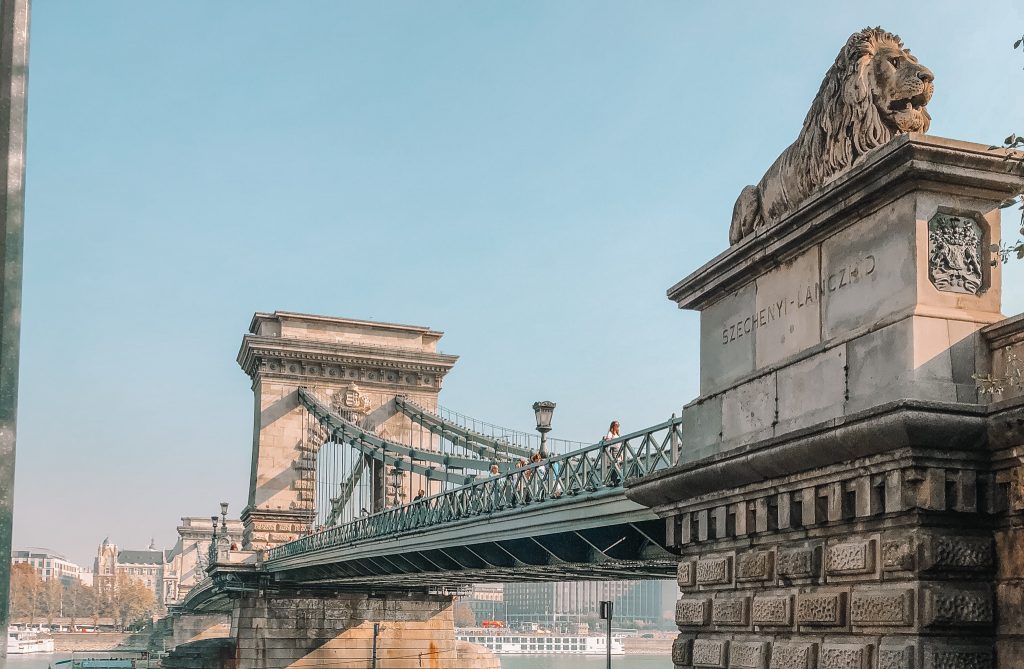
728 27 934 245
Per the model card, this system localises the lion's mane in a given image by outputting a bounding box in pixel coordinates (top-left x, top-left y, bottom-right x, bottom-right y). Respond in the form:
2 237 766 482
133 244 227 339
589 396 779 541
728 28 930 244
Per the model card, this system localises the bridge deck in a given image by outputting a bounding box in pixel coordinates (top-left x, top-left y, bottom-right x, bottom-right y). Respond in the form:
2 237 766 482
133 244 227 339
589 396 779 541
266 487 676 587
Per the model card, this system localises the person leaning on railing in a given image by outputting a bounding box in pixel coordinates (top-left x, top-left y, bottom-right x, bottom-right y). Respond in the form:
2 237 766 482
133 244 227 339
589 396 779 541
530 452 546 502
604 420 622 486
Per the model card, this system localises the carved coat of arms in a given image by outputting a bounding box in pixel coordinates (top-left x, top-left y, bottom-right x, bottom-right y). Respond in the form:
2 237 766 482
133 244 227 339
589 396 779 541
330 383 371 418
928 214 984 295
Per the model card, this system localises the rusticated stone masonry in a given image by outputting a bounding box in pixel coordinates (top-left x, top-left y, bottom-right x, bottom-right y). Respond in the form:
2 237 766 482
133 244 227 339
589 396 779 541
658 439 1000 669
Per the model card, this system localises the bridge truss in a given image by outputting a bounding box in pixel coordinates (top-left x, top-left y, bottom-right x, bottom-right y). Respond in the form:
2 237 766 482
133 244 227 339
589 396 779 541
267 390 684 586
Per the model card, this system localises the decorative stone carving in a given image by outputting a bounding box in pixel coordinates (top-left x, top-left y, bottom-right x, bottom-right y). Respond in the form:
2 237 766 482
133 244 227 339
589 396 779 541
770 642 817 669
736 550 774 581
672 635 692 666
777 547 819 579
796 592 845 626
850 589 913 626
923 647 993 669
729 642 768 669
881 540 914 571
923 587 993 627
729 28 933 244
927 214 984 295
696 557 733 585
675 598 711 626
878 647 913 669
711 597 749 626
821 644 871 669
330 382 372 418
752 595 792 626
693 639 728 668
825 540 875 575
921 536 993 572
678 560 696 588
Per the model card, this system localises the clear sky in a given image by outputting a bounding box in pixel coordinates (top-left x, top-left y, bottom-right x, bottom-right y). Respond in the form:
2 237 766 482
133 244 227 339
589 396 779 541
12 1 1024 567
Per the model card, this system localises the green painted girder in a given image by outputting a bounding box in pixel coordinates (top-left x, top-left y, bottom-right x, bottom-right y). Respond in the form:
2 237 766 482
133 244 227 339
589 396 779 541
394 395 533 459
299 388 491 484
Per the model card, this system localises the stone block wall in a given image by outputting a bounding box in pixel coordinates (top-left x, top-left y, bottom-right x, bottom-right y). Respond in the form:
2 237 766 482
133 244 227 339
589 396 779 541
655 442 999 669
162 638 238 669
172 612 232 648
231 590 492 669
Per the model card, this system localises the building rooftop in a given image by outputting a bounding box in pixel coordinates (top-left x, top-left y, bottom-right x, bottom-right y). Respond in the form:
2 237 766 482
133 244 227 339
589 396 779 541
117 549 166 565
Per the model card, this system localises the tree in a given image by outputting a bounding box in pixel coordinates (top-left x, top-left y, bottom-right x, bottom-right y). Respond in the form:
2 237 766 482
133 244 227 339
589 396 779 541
993 34 1024 261
8 563 42 623
108 573 155 630
62 580 99 629
453 601 477 628
975 35 1024 396
43 577 62 626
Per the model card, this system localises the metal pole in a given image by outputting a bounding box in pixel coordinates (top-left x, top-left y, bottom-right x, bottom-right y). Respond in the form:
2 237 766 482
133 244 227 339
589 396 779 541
670 412 679 465
0 0 30 658
606 604 612 669
371 622 379 669
599 600 613 669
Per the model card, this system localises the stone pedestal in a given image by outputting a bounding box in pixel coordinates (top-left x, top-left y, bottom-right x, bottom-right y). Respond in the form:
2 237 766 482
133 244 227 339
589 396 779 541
237 312 458 550
628 135 1024 669
669 135 1015 463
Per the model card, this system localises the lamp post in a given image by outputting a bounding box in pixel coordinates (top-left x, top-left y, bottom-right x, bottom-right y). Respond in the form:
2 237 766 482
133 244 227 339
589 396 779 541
208 515 219 565
387 467 405 507
532 401 556 457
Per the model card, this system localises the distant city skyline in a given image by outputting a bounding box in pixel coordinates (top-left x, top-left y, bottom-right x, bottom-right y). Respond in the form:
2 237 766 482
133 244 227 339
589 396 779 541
12 1 1024 567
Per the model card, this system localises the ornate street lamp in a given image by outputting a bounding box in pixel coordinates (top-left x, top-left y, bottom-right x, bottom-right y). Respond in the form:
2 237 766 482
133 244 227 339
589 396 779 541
388 467 405 507
208 515 219 565
532 401 556 457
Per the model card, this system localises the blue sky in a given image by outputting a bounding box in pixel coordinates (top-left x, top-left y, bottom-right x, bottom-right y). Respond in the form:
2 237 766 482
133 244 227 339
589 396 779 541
13 1 1024 567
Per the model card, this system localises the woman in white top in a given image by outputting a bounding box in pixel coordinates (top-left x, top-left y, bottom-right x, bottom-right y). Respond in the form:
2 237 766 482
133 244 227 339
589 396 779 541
604 420 622 485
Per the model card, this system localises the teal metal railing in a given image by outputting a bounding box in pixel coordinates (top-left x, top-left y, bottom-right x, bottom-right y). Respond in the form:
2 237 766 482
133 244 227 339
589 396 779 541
267 414 682 561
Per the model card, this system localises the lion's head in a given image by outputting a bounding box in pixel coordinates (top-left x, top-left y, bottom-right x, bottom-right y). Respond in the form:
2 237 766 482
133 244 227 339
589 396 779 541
804 28 933 184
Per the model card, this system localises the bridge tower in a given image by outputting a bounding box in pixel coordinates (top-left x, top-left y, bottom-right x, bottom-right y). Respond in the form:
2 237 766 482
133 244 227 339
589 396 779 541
236 311 458 550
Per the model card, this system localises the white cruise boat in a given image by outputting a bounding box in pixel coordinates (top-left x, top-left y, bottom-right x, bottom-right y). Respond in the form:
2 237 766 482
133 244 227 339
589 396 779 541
457 633 625 655
7 627 56 654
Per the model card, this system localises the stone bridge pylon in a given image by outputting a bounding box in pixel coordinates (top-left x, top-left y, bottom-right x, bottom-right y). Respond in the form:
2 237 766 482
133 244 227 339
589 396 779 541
236 312 458 550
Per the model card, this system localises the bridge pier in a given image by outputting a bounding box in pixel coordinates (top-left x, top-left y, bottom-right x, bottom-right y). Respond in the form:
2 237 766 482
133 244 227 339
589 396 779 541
231 590 495 669
629 135 1024 668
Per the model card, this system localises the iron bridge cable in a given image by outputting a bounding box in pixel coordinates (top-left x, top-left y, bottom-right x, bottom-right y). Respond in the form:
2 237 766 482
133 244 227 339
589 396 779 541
298 389 491 481
394 396 534 459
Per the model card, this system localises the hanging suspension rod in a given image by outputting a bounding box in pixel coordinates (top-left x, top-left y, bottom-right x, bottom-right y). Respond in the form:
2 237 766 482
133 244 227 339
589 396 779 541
326 456 364 526
298 388 491 484
394 395 532 459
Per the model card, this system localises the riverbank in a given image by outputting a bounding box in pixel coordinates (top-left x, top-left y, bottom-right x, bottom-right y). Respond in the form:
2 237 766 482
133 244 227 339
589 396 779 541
623 636 674 654
49 633 133 652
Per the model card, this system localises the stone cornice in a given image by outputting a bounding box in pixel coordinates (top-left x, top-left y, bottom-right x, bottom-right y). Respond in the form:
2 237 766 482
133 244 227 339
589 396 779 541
237 334 459 385
668 134 1024 310
249 311 445 339
626 399 988 511
982 313 1024 350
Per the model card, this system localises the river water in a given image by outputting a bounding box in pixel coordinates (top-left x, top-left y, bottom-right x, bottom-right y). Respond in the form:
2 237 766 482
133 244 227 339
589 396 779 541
0 652 671 668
